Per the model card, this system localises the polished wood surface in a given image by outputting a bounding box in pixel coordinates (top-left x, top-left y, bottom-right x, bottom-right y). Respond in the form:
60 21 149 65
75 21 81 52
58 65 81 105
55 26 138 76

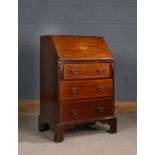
52 36 113 60
39 35 117 142
64 63 110 79
61 98 113 122
19 100 137 113
60 79 113 101
40 36 59 122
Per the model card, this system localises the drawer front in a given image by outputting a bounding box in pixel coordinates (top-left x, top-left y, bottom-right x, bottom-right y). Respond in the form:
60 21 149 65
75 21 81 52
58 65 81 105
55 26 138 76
61 98 113 122
64 63 110 79
60 79 113 101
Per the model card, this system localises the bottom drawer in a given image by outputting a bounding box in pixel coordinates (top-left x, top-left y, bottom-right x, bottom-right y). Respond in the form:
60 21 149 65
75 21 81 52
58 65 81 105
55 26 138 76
61 98 113 122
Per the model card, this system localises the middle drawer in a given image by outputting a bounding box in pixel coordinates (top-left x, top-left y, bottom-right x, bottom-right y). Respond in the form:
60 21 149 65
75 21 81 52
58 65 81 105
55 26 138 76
60 79 113 101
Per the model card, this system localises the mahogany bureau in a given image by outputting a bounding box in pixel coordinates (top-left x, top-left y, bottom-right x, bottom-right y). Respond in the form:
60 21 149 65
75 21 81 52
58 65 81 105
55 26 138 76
39 35 117 142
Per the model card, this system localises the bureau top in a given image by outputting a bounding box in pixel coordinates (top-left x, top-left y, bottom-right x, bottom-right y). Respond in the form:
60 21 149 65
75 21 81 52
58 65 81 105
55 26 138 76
49 35 113 60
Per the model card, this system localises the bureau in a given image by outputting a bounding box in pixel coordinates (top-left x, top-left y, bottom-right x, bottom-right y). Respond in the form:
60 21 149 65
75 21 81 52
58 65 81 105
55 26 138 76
39 35 117 142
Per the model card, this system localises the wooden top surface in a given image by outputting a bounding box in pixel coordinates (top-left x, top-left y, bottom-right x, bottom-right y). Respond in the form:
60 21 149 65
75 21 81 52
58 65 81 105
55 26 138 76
51 36 113 60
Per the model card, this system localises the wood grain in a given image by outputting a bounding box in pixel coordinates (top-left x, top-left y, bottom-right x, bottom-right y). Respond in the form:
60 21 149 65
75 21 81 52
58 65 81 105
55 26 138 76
40 36 59 122
64 62 110 79
60 79 113 101
18 100 137 113
52 36 113 60
61 98 113 122
39 35 116 142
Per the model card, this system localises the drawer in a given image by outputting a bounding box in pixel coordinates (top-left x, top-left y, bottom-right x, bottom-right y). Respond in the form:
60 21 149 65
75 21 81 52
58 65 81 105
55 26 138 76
61 98 113 122
64 63 110 79
60 79 113 101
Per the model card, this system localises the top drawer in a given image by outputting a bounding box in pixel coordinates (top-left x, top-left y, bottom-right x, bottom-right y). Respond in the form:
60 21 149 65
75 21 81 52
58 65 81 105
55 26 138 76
64 63 111 79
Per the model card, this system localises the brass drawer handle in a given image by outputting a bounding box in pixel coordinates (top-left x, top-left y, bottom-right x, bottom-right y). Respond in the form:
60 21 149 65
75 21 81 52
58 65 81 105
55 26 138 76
70 87 79 94
97 68 104 74
96 86 104 92
96 106 104 113
70 69 79 75
70 109 80 116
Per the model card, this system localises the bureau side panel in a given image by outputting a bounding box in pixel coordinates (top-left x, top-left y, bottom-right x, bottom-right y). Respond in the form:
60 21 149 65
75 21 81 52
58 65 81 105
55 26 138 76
40 36 59 122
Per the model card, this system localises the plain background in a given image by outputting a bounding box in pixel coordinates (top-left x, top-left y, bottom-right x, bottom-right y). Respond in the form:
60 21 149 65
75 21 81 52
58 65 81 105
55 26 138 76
18 0 137 101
